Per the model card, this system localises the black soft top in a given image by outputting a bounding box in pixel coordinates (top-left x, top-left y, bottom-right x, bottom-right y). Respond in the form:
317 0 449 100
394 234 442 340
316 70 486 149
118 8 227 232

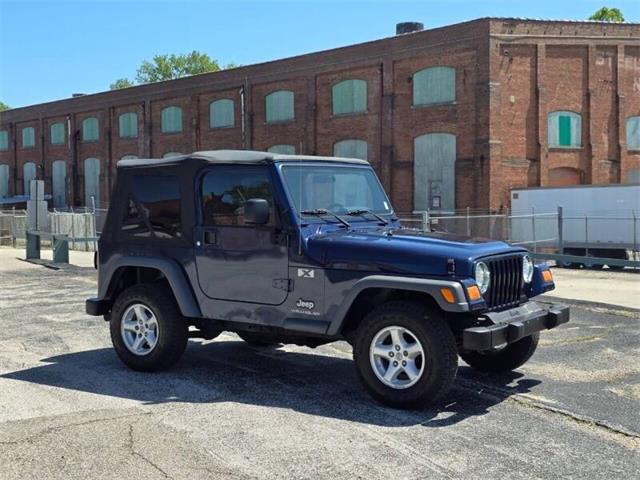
117 150 370 169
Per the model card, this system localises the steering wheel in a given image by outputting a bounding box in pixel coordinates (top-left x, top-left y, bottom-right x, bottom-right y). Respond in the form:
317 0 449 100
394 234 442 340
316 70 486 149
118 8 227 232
327 202 347 214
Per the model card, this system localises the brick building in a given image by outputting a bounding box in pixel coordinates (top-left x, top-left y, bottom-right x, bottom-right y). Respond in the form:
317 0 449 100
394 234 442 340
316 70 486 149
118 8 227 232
0 17 639 213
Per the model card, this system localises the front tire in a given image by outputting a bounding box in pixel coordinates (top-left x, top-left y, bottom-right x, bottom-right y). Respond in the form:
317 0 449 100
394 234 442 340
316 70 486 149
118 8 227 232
110 283 188 372
353 301 458 409
459 333 539 373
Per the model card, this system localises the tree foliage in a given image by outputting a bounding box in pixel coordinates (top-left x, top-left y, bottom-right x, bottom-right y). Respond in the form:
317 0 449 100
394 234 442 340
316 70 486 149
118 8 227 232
110 51 236 90
110 78 135 90
0 101 10 111
589 7 625 22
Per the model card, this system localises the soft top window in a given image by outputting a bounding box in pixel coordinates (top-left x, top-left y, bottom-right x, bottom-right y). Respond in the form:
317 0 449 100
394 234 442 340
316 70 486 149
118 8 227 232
121 175 182 240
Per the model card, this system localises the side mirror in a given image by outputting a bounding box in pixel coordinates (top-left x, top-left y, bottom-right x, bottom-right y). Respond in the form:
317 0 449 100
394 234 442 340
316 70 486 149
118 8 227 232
244 198 270 225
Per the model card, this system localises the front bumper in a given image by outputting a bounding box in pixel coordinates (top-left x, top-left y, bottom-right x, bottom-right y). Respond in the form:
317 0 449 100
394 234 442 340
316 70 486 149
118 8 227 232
462 302 569 351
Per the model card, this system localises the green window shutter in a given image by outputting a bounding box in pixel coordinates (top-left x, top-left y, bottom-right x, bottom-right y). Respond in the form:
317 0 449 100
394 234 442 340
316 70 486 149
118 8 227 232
50 123 65 145
548 111 581 148
558 116 571 146
161 106 183 133
23 162 36 196
84 158 100 207
52 160 66 208
119 113 138 138
333 139 368 160
266 91 294 123
0 164 9 197
210 99 235 128
332 79 367 115
413 67 455 106
0 130 9 150
82 118 99 141
267 145 295 155
22 127 35 148
414 133 456 212
626 116 640 150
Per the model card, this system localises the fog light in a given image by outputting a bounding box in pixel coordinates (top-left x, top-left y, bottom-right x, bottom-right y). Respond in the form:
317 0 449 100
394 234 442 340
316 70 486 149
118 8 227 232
466 285 482 301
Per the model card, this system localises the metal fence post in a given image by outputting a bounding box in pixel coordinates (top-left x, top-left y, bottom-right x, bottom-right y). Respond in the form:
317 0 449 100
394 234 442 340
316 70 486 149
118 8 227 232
466 207 471 236
557 206 564 253
585 215 589 257
421 210 430 232
504 208 510 242
633 210 637 254
531 207 537 253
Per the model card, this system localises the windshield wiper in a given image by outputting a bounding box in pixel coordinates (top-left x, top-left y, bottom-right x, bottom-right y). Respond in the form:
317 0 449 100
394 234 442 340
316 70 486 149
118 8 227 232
300 209 351 228
346 208 389 225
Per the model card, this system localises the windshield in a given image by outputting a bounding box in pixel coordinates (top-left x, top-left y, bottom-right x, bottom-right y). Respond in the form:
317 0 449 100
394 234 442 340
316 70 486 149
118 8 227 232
280 164 392 216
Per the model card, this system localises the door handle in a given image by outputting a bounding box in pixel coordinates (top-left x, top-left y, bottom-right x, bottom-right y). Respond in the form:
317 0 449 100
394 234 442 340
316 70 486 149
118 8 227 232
204 231 217 245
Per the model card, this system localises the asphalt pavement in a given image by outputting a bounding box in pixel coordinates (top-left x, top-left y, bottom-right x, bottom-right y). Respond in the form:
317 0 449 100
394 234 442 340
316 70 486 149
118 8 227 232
0 250 638 479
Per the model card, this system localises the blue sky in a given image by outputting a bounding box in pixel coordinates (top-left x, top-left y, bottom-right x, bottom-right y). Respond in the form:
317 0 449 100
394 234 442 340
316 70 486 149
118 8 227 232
1 0 639 108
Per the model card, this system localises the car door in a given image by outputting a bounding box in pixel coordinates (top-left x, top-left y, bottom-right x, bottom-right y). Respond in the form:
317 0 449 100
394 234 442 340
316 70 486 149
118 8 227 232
194 165 289 305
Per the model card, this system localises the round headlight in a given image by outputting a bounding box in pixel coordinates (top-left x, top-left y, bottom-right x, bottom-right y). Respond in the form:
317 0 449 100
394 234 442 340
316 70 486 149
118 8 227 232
523 254 534 284
475 261 491 294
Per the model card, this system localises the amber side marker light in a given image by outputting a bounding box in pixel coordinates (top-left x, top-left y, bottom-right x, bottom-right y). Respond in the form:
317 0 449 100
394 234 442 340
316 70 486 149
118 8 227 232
466 285 482 301
542 270 553 283
440 288 456 304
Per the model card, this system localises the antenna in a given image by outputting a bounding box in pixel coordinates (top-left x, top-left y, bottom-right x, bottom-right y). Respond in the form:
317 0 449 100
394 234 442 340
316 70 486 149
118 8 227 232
298 142 303 256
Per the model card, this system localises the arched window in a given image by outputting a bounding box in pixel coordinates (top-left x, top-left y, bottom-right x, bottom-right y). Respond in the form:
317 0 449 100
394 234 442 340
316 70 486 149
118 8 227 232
0 130 8 151
265 90 294 123
626 116 640 150
413 67 456 106
414 133 456 212
332 79 367 115
119 112 138 138
50 123 65 145
22 127 35 148
120 155 138 160
0 164 9 198
52 160 66 208
161 106 182 133
333 139 368 160
548 111 582 148
84 158 100 207
82 117 99 142
162 152 183 158
267 145 295 155
23 162 37 197
210 99 235 128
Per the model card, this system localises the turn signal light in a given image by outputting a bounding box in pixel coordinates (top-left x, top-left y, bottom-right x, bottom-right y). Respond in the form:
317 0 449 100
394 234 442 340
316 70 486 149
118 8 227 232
466 285 482 301
440 288 456 304
542 270 553 283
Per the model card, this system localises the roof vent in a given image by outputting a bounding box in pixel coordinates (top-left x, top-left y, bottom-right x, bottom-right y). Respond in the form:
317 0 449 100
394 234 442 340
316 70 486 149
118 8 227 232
396 22 424 35
71 93 86 97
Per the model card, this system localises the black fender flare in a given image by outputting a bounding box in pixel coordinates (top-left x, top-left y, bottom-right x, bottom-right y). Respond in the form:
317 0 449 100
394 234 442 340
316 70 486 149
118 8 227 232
325 275 469 336
98 255 201 318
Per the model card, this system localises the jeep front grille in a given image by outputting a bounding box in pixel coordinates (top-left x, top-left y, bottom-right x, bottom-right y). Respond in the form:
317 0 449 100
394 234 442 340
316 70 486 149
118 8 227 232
484 255 524 311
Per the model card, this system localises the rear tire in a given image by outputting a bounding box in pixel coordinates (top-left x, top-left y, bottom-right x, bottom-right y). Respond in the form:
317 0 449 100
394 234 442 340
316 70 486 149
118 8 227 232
459 333 539 373
110 283 188 372
237 332 280 348
353 301 458 409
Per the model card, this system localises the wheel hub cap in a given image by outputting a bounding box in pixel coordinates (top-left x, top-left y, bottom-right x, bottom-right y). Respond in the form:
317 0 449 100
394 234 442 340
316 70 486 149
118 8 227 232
121 303 159 356
369 325 425 389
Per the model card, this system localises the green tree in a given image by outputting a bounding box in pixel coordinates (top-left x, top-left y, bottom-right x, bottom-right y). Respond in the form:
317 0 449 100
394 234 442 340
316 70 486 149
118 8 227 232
110 78 135 90
135 51 221 84
589 7 625 22
0 101 9 111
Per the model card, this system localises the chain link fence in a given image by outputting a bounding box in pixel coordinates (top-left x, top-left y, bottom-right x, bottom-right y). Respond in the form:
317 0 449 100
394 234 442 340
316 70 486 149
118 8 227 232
0 204 108 251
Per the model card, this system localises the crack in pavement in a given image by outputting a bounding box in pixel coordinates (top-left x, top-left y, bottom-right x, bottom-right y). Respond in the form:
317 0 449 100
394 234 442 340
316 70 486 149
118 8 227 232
127 423 172 479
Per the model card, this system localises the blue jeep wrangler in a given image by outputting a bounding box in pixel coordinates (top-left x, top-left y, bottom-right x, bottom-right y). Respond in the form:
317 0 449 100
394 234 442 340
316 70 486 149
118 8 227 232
86 150 569 408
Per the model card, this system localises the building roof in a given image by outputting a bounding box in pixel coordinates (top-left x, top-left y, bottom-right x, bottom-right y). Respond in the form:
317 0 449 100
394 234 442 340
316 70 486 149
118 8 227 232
116 150 370 168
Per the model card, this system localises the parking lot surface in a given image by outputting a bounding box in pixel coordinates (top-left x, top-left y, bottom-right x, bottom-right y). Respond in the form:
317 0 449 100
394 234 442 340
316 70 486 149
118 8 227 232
0 250 638 479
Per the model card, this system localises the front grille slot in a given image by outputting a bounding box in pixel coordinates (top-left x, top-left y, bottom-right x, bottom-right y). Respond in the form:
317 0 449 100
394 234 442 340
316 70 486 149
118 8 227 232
484 255 523 311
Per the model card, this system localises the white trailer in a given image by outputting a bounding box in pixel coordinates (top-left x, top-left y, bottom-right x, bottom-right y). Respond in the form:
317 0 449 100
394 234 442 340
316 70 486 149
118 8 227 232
510 184 640 267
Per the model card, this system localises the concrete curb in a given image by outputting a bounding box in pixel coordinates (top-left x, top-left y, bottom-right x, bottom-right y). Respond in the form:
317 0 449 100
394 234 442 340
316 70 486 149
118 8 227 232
541 294 640 315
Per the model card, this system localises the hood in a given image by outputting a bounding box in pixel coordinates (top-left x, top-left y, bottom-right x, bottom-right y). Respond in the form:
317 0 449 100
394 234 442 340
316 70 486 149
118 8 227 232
304 225 525 277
